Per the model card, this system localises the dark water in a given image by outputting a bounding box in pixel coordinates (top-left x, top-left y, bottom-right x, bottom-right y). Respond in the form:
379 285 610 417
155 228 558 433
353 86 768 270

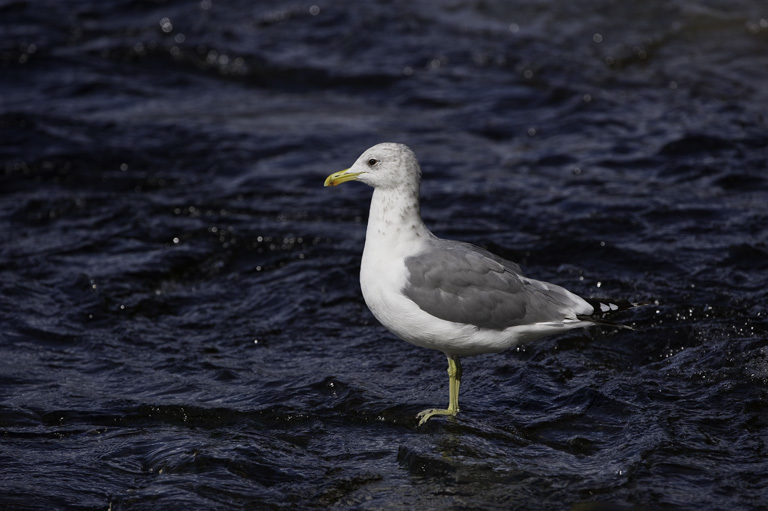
2 0 768 509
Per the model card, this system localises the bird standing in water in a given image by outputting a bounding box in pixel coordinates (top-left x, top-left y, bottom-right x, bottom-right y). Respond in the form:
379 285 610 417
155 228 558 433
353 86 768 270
325 143 632 425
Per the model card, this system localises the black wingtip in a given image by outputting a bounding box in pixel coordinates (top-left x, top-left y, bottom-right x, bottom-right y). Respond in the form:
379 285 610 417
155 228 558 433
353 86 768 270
584 297 645 314
579 298 652 330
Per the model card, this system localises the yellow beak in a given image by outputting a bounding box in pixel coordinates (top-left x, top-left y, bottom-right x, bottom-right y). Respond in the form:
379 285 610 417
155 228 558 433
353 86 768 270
324 168 363 187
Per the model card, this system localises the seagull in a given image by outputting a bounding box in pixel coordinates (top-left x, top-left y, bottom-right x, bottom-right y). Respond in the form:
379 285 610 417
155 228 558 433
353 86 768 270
324 143 633 426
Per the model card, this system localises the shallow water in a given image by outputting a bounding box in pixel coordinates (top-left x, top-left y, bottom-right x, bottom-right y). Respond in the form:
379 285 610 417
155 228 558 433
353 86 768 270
2 0 768 509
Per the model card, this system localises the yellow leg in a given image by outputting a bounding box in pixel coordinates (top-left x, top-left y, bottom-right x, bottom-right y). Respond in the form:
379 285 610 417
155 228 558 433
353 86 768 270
416 355 462 426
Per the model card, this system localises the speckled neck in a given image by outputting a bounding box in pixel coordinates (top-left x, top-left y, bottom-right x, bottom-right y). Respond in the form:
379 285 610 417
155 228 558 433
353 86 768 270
365 186 430 253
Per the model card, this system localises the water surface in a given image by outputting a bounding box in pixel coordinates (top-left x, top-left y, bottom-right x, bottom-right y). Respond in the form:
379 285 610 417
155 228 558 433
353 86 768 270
2 1 767 509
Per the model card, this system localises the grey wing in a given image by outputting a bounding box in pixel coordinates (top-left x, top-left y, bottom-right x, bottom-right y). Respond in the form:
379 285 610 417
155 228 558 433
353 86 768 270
402 241 592 331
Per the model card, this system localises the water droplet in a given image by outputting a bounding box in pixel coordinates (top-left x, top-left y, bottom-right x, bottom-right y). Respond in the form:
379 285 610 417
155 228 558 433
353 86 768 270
159 17 173 33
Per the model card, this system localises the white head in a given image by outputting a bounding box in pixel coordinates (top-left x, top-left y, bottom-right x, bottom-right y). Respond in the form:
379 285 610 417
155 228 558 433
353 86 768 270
324 143 421 191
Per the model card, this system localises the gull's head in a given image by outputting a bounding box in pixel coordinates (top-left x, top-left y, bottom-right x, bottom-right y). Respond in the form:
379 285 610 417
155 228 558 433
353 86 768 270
324 143 421 191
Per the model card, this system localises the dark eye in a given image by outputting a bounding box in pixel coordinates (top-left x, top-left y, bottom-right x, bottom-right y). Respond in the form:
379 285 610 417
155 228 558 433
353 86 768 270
367 158 378 166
